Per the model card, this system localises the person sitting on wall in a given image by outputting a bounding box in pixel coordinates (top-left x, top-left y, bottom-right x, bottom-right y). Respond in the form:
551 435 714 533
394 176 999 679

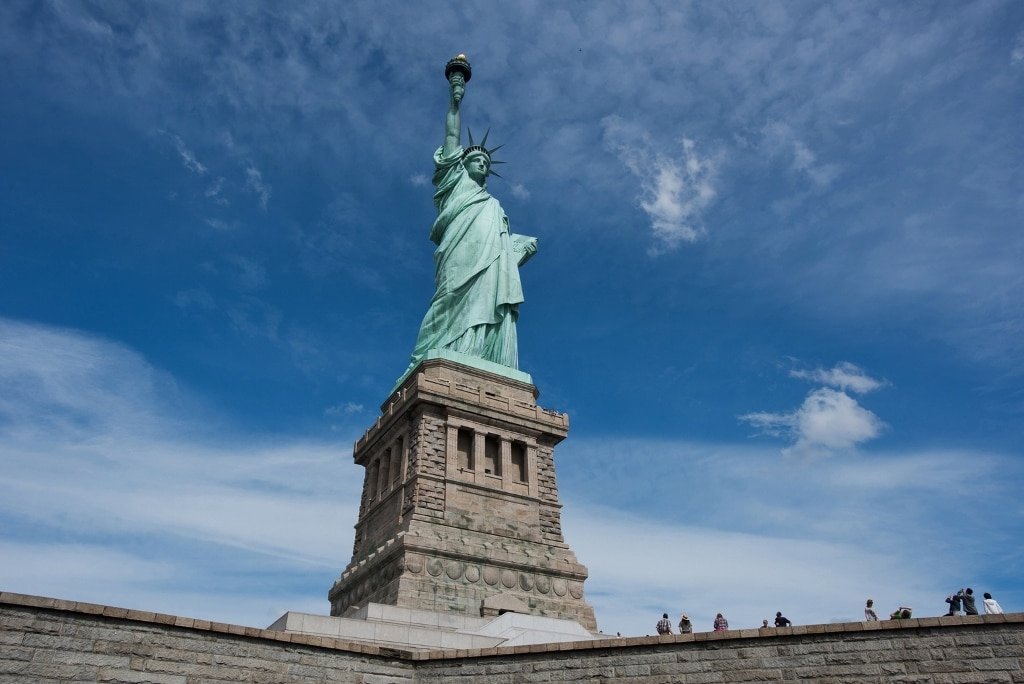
774 611 792 627
864 598 879 621
890 606 913 619
678 613 692 634
656 613 673 635
713 613 729 631
945 592 962 616
960 588 978 615
983 592 1004 614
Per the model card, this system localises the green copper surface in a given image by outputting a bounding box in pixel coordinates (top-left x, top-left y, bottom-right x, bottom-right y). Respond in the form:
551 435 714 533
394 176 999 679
391 349 533 394
401 56 537 386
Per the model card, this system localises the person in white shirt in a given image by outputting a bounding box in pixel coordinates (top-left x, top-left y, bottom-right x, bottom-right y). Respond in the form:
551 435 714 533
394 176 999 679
983 592 1004 614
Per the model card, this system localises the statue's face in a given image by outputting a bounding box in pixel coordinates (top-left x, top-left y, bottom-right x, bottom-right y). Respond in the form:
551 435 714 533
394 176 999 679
465 153 489 183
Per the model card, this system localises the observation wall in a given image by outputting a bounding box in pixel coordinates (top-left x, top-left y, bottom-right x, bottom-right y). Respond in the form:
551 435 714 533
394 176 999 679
2 592 1022 682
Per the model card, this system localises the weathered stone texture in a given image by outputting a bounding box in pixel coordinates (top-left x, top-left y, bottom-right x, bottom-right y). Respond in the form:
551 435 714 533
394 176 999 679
0 600 413 683
328 360 596 630
3 594 1023 683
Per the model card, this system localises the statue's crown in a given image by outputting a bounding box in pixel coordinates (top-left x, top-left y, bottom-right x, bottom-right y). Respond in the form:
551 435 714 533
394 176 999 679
463 128 505 178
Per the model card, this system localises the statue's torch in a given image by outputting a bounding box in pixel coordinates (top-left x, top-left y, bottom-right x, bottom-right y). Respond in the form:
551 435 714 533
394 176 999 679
444 53 472 84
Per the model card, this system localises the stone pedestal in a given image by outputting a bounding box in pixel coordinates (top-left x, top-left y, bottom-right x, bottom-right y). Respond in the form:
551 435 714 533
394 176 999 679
328 359 596 632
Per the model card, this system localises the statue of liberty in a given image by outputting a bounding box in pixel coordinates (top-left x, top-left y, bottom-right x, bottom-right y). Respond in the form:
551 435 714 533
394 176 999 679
405 55 537 377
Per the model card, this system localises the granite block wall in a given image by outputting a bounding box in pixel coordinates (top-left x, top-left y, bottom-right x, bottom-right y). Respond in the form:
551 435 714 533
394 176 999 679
0 594 413 684
2 593 1022 683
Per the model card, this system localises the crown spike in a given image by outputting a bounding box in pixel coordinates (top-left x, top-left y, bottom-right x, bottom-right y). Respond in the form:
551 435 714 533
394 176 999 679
480 127 490 148
486 144 504 156
467 127 475 147
488 169 504 180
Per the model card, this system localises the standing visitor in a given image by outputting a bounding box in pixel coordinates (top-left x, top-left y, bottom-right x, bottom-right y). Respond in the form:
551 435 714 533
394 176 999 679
864 598 878 621
774 611 792 627
656 613 673 635
713 613 729 631
678 613 692 634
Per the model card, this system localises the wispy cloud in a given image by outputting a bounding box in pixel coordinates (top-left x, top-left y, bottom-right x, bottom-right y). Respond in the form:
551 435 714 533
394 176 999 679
558 436 1023 635
325 402 363 417
204 176 229 205
2 320 1021 634
244 162 272 210
601 116 718 254
204 217 238 231
790 361 887 394
1012 30 1024 64
0 318 359 625
510 182 530 200
762 121 840 188
170 133 207 175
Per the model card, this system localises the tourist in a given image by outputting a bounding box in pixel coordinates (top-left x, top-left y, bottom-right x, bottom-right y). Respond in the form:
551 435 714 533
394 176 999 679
774 611 791 627
864 598 878 621
945 592 962 616
713 613 729 631
678 613 692 634
656 613 673 635
983 592 1003 614
761 619 769 628
890 606 912 619
960 588 978 615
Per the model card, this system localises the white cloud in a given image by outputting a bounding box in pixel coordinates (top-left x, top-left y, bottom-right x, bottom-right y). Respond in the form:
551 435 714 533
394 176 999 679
565 503 928 635
558 436 1023 635
742 387 885 457
601 116 718 254
170 133 207 175
204 176 229 205
741 362 886 457
790 361 887 394
244 162 272 210
762 121 839 188
409 173 429 187
1012 30 1024 64
204 217 238 231
325 401 363 416
0 318 360 625
510 182 530 200
2 320 1021 634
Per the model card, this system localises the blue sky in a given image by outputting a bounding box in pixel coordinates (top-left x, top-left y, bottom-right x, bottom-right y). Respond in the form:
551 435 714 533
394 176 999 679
1 2 1022 636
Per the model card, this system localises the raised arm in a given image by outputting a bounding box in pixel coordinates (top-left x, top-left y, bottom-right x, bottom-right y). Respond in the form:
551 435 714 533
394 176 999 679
443 73 464 158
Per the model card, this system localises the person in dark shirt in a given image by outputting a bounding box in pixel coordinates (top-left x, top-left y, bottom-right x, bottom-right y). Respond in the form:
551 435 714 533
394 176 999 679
960 588 978 615
774 611 792 627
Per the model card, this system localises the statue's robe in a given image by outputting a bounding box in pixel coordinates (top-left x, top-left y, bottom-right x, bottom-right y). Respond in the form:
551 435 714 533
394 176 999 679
409 146 527 369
